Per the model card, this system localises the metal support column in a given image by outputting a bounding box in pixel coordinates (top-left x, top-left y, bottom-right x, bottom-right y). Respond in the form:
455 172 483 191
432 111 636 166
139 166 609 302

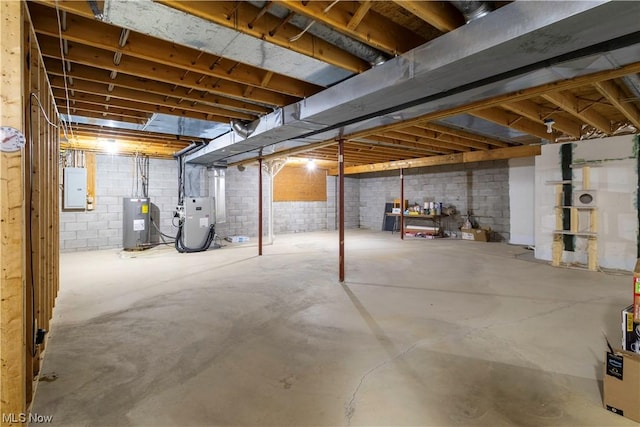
339 139 345 282
400 168 404 240
258 158 263 256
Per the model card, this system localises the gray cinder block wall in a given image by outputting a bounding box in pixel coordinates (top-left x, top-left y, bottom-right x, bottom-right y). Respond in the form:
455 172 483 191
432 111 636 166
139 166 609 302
358 160 511 241
60 155 181 252
60 156 510 251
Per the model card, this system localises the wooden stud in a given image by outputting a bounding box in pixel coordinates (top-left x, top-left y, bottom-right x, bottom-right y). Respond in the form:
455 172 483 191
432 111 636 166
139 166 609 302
86 152 96 207
0 0 27 420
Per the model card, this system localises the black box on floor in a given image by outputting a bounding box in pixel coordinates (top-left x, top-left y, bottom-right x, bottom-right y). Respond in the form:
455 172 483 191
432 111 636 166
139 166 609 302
622 305 640 354
604 350 640 422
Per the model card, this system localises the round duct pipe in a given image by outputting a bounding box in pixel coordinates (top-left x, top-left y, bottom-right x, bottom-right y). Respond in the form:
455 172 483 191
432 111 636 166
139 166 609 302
449 1 493 23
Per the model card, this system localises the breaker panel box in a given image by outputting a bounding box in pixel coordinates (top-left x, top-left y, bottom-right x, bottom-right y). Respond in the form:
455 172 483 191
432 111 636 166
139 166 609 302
63 167 87 209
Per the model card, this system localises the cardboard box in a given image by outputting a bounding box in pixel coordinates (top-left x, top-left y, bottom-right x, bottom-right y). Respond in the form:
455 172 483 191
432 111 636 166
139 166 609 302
460 228 489 242
604 350 640 422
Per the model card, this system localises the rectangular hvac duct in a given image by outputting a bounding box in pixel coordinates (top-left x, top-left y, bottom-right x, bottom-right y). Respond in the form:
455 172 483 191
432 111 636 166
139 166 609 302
187 1 640 166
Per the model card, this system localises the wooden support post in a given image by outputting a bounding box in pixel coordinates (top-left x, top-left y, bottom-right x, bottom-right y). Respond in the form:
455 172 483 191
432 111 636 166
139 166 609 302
582 166 591 190
552 236 563 267
339 139 344 283
570 207 578 233
588 237 598 271
1 1 27 422
258 157 263 256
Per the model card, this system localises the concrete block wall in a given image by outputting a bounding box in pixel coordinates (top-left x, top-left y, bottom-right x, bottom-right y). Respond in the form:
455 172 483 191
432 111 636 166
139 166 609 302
60 155 181 252
358 160 511 241
326 175 360 231
212 165 267 239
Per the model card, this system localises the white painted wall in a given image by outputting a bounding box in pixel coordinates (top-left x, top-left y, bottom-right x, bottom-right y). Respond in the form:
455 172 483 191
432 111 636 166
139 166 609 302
535 135 638 271
509 157 535 246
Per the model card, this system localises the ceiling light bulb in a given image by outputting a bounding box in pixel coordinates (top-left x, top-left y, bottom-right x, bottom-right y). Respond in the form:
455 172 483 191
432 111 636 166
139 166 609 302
544 118 555 133
306 159 316 170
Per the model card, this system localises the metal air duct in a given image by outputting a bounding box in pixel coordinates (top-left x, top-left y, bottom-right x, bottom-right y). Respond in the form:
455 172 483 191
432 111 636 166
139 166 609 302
449 1 493 24
186 1 640 166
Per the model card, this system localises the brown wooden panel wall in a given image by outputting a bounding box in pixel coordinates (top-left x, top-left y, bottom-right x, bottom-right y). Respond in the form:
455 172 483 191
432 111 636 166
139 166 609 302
273 165 327 201
1 4 60 422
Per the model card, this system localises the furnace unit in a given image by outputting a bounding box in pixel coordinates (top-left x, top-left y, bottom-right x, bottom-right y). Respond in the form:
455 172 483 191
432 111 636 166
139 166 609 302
123 197 151 250
181 197 215 249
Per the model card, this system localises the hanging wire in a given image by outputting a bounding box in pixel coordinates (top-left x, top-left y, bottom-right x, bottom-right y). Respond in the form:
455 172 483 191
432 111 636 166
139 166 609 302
288 0 340 42
55 0 76 142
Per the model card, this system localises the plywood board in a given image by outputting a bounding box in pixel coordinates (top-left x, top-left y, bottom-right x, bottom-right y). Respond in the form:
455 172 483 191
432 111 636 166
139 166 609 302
274 165 327 202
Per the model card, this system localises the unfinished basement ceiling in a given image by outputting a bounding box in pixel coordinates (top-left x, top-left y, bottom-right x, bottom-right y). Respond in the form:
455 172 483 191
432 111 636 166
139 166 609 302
28 1 640 166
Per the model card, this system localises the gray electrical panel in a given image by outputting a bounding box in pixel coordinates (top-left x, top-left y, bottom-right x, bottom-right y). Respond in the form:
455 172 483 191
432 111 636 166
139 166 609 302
123 198 151 250
63 167 87 209
183 197 214 248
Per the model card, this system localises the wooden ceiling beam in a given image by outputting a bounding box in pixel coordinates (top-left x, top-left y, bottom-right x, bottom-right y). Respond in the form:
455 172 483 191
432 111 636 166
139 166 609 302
38 35 295 107
29 4 322 99
501 99 582 138
61 135 186 159
52 90 240 123
58 107 147 124
415 123 508 148
391 0 463 33
44 59 269 115
345 61 640 141
346 1 372 30
541 90 611 134
377 130 470 152
393 126 488 150
593 79 640 129
358 134 453 154
277 0 422 55
156 0 369 73
349 137 449 156
67 125 200 144
470 108 551 141
332 145 541 175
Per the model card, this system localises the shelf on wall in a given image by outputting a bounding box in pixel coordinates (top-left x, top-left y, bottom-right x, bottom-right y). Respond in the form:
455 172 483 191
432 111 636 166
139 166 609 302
545 180 572 185
552 230 597 237
554 205 597 210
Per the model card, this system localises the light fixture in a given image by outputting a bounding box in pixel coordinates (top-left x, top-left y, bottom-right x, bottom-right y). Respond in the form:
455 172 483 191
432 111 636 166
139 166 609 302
100 138 118 154
306 158 316 170
544 118 556 133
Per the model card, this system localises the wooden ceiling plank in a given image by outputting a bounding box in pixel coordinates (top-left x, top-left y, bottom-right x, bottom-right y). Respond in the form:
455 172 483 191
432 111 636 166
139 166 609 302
391 0 463 33
414 123 508 148
377 130 468 152
51 85 256 121
349 137 449 155
397 128 489 150
44 58 269 115
38 35 294 107
541 91 611 134
594 79 640 129
470 108 551 141
346 1 372 30
156 0 369 73
29 4 322 99
501 99 582 138
279 0 422 55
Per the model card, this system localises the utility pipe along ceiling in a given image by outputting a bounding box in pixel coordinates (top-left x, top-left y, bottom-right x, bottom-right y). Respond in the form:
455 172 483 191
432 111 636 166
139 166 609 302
29 0 640 169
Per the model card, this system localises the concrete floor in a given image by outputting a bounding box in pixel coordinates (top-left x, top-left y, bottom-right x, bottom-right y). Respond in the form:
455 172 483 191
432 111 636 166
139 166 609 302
32 230 638 426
